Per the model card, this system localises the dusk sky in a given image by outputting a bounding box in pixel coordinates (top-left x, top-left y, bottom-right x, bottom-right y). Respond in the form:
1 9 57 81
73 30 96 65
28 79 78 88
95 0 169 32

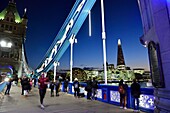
0 0 150 70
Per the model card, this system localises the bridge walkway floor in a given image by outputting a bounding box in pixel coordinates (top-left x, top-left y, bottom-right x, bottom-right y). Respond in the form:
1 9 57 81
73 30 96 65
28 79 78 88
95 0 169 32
0 85 145 113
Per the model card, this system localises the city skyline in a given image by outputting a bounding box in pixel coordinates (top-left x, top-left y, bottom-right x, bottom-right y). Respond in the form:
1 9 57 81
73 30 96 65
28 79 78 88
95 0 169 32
0 0 150 71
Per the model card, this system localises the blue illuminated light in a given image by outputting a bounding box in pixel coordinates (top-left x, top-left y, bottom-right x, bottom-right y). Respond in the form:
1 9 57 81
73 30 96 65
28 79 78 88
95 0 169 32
139 94 155 110
96 89 102 99
110 90 120 102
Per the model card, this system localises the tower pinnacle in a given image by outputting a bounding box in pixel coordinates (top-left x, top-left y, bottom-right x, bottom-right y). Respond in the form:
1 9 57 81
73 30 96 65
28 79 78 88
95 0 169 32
117 39 126 70
24 8 27 13
22 8 28 19
118 39 121 45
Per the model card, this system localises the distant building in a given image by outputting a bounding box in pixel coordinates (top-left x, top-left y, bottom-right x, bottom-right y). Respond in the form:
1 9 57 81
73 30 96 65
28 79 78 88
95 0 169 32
84 67 102 79
60 36 150 81
72 67 87 81
0 1 27 76
117 39 126 70
133 68 145 75
107 64 114 71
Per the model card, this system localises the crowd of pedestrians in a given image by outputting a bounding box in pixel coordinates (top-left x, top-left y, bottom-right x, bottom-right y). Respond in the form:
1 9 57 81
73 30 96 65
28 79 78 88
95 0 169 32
3 72 141 112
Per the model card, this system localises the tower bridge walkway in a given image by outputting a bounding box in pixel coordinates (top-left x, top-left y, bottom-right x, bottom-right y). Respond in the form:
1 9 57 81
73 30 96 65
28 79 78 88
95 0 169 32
0 85 145 113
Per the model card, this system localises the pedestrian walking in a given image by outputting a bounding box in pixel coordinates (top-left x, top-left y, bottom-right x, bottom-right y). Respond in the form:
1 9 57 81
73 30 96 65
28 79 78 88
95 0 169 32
20 77 24 95
38 73 49 109
22 75 30 97
5 78 12 95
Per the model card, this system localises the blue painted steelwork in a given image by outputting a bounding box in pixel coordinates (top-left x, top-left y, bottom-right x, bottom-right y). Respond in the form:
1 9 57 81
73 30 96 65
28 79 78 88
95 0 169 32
62 82 154 113
36 0 96 73
0 82 6 92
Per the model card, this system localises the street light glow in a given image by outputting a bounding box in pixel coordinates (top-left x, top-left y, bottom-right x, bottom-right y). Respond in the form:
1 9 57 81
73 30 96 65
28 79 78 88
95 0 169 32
7 42 12 48
0 40 12 48
0 40 7 47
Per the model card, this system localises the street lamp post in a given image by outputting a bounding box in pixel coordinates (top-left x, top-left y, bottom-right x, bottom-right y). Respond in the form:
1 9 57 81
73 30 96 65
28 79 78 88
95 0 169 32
69 34 77 82
101 0 107 84
89 10 91 37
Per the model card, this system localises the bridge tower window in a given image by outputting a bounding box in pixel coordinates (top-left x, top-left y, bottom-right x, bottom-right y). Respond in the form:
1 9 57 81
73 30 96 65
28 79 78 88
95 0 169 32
1 24 4 28
6 17 9 21
10 18 14 22
9 26 12 31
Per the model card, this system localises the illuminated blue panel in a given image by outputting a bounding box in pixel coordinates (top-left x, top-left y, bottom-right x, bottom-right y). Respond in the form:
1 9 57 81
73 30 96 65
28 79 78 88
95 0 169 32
36 0 96 73
72 86 74 93
110 90 120 103
97 89 102 99
80 87 87 95
109 90 155 110
139 94 155 110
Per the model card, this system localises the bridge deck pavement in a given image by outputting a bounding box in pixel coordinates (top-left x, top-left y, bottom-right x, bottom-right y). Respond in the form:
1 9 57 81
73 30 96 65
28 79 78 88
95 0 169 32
0 86 145 113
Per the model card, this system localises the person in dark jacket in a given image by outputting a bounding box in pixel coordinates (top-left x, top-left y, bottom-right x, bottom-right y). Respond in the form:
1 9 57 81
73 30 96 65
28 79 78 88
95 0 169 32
131 79 141 112
55 78 60 96
86 77 92 100
50 80 55 97
73 78 80 98
91 77 98 100
20 77 24 95
22 75 30 97
5 78 12 95
118 79 128 109
64 79 69 92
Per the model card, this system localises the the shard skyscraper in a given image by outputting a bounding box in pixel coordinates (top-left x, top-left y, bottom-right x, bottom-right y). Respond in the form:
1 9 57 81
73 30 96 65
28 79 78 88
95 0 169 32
117 39 126 70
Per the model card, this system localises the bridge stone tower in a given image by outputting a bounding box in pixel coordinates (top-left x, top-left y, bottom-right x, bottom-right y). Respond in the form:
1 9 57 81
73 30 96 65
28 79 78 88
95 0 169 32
0 0 27 77
117 39 126 70
138 0 170 112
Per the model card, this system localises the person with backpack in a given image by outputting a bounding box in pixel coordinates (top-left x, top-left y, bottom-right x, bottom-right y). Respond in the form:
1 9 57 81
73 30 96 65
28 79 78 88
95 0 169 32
73 78 80 98
118 79 128 109
131 79 141 112
91 77 98 100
